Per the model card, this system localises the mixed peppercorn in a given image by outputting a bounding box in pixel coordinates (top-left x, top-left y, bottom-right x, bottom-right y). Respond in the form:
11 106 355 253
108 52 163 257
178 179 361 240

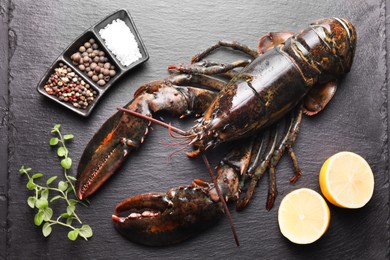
43 63 97 109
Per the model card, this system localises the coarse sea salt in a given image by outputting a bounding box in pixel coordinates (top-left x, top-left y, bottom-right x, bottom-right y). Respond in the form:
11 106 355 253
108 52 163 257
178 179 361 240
99 19 142 67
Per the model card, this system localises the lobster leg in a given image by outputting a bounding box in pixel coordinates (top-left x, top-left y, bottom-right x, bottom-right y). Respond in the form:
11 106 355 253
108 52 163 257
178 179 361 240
191 40 259 63
134 73 228 97
168 59 251 75
236 126 278 210
190 32 295 65
231 105 302 211
266 105 303 209
190 61 241 80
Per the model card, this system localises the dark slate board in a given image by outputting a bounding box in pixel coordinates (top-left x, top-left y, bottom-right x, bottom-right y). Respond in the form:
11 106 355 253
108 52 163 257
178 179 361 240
1 0 389 259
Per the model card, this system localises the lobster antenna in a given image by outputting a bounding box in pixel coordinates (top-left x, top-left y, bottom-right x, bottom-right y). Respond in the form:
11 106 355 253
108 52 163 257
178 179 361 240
117 107 187 136
201 154 240 247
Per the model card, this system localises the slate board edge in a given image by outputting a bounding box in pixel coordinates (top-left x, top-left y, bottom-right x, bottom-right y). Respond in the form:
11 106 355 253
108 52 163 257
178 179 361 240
1 1 390 258
385 0 390 258
0 0 10 259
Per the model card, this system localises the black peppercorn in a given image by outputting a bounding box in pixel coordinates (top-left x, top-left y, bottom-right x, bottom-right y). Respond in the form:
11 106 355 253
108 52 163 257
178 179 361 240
69 39 116 88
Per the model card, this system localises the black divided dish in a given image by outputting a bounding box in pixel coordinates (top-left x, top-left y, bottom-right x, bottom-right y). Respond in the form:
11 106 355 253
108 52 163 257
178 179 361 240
37 9 149 117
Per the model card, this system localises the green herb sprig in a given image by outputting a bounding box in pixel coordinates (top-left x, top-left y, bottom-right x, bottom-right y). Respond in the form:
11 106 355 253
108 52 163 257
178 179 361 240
20 124 92 241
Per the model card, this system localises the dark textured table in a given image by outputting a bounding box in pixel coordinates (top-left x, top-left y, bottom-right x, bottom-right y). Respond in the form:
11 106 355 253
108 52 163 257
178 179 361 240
1 0 389 259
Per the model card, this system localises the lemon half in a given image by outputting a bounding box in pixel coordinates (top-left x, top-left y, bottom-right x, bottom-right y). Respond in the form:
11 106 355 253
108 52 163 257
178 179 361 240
319 151 374 208
278 188 330 244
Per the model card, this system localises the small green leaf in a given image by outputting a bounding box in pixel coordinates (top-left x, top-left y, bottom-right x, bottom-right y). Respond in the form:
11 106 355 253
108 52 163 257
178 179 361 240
27 196 36 208
67 176 77 181
64 134 74 140
58 181 68 192
20 166 31 174
68 229 79 241
41 189 49 200
35 198 48 209
61 213 70 219
32 173 43 179
42 222 52 237
66 217 74 225
51 124 61 132
79 224 93 239
67 205 75 216
49 137 59 146
43 207 53 221
34 210 44 226
69 199 78 206
61 158 72 170
57 147 67 157
26 179 37 190
50 195 62 202
46 176 57 185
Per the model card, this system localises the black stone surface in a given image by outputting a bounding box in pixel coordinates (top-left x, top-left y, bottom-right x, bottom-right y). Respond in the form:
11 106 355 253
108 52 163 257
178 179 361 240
1 0 389 259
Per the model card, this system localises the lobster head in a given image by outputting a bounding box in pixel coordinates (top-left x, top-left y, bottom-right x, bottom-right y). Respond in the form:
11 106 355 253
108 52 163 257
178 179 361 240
310 17 357 77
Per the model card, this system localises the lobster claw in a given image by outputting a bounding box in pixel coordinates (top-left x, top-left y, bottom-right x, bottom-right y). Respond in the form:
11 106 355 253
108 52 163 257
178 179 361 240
112 184 224 246
76 103 150 200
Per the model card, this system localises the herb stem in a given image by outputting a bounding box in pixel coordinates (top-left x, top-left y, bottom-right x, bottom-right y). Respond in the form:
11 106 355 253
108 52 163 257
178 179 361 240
20 124 92 241
53 128 78 198
47 219 75 230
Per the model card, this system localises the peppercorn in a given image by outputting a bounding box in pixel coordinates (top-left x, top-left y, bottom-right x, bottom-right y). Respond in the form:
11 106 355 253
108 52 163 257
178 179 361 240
98 79 105 86
71 53 81 62
43 63 97 110
104 62 110 69
70 39 116 88
83 56 90 63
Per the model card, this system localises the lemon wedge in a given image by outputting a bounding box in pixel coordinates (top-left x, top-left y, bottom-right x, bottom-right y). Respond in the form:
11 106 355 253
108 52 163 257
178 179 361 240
278 188 330 244
319 151 374 208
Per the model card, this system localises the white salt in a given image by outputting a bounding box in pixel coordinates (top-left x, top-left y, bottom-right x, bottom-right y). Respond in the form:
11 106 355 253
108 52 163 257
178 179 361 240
99 19 142 66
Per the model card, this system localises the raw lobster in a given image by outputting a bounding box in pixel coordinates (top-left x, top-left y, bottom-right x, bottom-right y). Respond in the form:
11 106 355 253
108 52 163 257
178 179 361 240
76 18 356 246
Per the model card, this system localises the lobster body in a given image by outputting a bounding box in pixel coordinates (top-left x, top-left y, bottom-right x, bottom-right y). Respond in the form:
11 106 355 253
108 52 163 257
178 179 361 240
189 17 356 152
190 47 308 150
76 18 356 246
